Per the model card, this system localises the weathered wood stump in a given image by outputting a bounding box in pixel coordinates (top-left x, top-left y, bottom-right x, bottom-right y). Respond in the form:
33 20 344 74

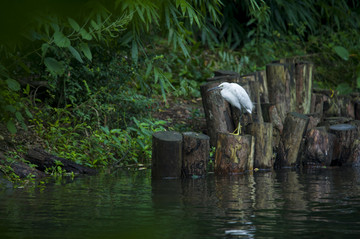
266 63 293 122
329 124 358 166
349 139 360 166
200 81 234 146
182 132 210 178
302 128 336 167
262 103 283 148
152 131 183 179
277 112 309 167
295 62 313 114
310 93 325 115
306 114 321 131
255 70 269 103
245 122 273 169
25 148 97 175
214 133 255 174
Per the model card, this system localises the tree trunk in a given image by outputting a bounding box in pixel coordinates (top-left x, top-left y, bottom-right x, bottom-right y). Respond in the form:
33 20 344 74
277 112 309 167
245 122 273 169
302 128 336 167
262 103 283 148
152 131 183 179
329 124 358 166
200 81 235 146
214 133 254 174
25 148 97 175
182 132 210 178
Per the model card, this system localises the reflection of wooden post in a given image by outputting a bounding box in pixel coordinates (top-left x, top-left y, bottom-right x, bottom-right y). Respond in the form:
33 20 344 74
182 132 210 178
152 131 182 179
245 123 273 169
200 82 234 146
329 124 358 166
277 112 309 167
215 133 254 174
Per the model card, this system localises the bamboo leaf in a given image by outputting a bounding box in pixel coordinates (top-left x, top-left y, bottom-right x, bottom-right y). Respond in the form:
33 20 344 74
131 40 138 64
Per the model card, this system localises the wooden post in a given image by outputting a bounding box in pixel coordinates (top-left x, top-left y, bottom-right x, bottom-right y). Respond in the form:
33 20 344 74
214 133 254 174
266 63 294 122
349 139 360 166
255 70 269 103
302 128 336 167
329 124 358 166
245 122 273 169
277 112 309 167
310 93 325 116
262 103 283 148
182 132 210 178
152 131 182 179
295 62 313 114
200 81 234 146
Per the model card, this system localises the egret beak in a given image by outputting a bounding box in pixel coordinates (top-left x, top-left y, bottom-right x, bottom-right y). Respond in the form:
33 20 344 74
207 86 221 92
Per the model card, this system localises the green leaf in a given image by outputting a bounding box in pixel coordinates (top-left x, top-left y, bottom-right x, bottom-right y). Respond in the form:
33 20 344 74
68 18 80 32
44 57 65 76
15 111 24 122
68 46 83 63
53 31 71 48
357 75 360 89
131 41 138 64
25 108 33 118
80 43 92 61
80 29 92 40
4 105 16 113
6 79 21 91
333 46 349 61
6 120 16 134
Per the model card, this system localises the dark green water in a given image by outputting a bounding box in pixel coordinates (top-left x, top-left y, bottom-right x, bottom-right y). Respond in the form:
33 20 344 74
1 167 360 239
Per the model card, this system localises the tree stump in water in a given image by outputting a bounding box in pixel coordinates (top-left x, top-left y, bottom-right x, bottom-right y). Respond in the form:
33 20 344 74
349 140 360 166
255 70 269 103
310 93 325 116
182 132 210 178
302 128 336 167
25 148 97 175
277 112 309 167
329 124 358 166
152 131 183 179
262 103 283 148
245 122 273 169
295 62 313 114
266 63 293 122
214 133 254 174
201 81 234 146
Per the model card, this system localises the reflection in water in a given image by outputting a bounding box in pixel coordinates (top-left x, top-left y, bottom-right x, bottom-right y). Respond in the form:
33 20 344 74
1 168 360 238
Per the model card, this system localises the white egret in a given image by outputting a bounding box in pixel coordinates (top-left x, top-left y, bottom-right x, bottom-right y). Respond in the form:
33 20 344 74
208 82 253 135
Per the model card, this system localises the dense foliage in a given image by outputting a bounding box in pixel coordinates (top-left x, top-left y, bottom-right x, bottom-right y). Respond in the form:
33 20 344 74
1 0 360 181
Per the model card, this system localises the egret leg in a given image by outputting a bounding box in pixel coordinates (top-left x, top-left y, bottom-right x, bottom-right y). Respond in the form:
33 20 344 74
231 121 241 135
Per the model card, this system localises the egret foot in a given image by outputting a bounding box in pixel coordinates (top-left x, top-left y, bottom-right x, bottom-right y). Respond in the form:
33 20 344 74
230 122 242 135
